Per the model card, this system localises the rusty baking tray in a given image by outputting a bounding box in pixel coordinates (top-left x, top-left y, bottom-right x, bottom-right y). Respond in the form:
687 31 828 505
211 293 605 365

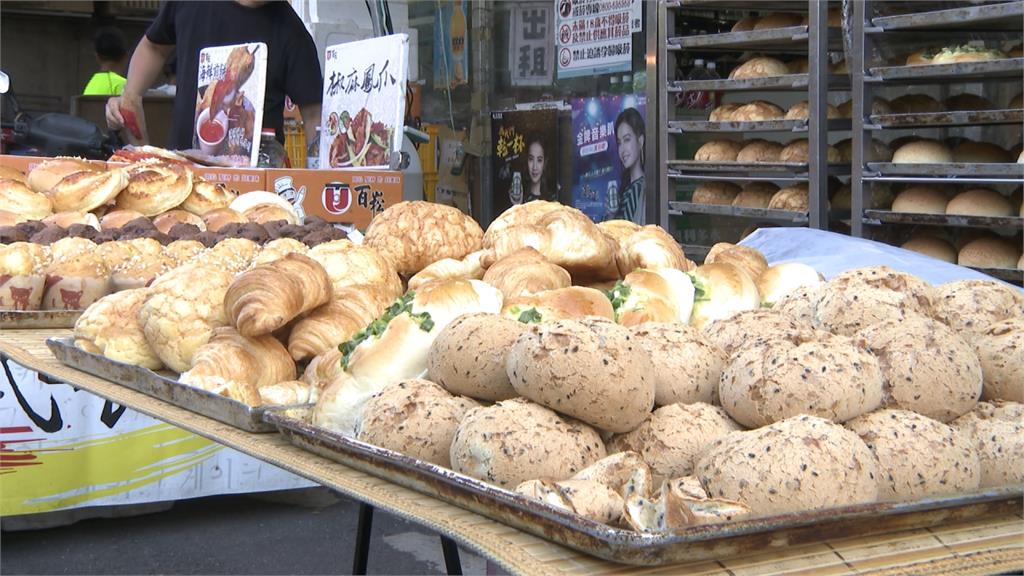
869 109 1024 128
668 201 810 223
264 409 1022 566
863 210 1024 230
867 162 1024 179
966 266 1024 285
871 1 1024 31
670 75 851 93
46 336 300 433
0 310 82 329
867 58 1024 83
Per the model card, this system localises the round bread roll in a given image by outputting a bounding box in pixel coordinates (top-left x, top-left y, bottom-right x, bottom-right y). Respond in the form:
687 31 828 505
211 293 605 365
42 252 111 311
0 165 26 183
356 379 480 467
768 183 809 211
953 402 1024 487
933 279 1024 334
779 139 840 164
944 93 994 111
729 57 789 80
784 101 840 121
958 236 1022 269
708 103 741 122
692 182 741 205
179 178 237 215
703 308 809 357
736 139 784 163
732 182 778 208
115 161 194 217
694 140 743 162
889 94 944 114
153 210 207 234
365 201 484 277
41 211 101 230
73 288 163 370
753 13 802 30
901 235 957 263
0 242 48 311
814 266 934 335
609 403 741 478
720 333 884 427
696 415 879 516
704 242 768 281
952 141 1012 163
202 208 249 232
100 209 147 230
630 323 726 406
427 312 525 401
772 284 820 327
786 57 809 74
731 15 758 32
507 318 654 433
730 101 785 122
26 157 100 195
450 398 606 488
973 318 1024 402
834 138 892 163
846 410 980 501
946 188 1013 217
859 316 982 422
689 263 761 330
891 185 948 214
0 179 52 220
163 240 206 266
756 262 824 307
110 252 175 292
931 45 1005 64
892 139 953 164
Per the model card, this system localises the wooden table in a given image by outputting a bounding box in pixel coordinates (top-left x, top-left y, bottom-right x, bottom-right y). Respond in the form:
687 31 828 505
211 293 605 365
1 329 1022 576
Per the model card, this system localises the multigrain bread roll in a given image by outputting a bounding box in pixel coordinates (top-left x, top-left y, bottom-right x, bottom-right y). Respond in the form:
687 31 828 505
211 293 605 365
901 235 957 263
858 316 982 422
703 308 811 357
450 398 606 488
729 57 789 80
356 379 480 467
946 188 1014 217
0 179 52 220
427 312 525 401
846 410 980 501
692 182 740 205
696 415 879 517
814 266 934 335
365 201 484 276
958 236 1021 269
115 161 194 217
768 183 810 211
772 284 820 326
953 402 1024 487
693 140 743 162
507 318 654 433
889 94 944 114
892 139 953 163
609 403 741 479
630 323 726 406
891 186 948 214
952 141 1012 163
784 101 840 120
933 279 1024 334
973 319 1024 402
736 139 784 163
74 288 164 370
731 182 778 208
730 101 785 122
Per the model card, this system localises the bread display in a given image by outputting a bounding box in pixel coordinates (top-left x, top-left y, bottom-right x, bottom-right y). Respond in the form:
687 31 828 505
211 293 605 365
784 101 840 120
946 188 1014 217
427 312 524 401
891 185 948 214
953 402 1024 487
768 183 810 211
779 139 840 163
614 225 690 276
692 182 740 205
630 323 725 406
952 141 1012 164
729 57 789 80
731 182 778 208
481 248 571 300
179 326 296 405
356 379 480 468
693 140 743 162
814 266 934 335
365 201 484 276
730 101 785 122
892 139 953 163
934 280 1024 334
973 319 1024 402
845 410 980 501
958 236 1022 269
736 139 784 163
287 286 390 361
901 235 957 263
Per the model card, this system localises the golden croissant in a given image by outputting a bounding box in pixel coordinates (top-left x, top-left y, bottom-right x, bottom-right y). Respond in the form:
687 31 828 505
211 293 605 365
224 253 333 337
287 286 391 361
180 326 296 406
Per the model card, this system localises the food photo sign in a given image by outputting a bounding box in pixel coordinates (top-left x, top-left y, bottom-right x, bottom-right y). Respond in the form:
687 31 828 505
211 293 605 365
319 34 409 170
192 42 268 167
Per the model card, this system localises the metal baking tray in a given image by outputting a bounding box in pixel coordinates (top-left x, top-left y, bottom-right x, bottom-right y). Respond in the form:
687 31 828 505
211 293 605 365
867 162 1024 179
965 266 1024 285
669 202 810 223
668 0 810 8
867 58 1024 83
0 310 82 329
668 26 810 51
870 1 1024 31
869 109 1024 129
46 336 296 433
669 160 810 173
265 409 1022 567
669 118 852 133
672 75 852 93
863 210 1024 230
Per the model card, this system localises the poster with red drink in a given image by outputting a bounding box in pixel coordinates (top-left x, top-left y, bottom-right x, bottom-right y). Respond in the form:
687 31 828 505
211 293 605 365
192 42 268 167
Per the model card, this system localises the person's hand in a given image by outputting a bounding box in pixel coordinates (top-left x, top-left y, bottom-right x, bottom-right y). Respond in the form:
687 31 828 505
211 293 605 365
106 94 147 143
105 96 126 131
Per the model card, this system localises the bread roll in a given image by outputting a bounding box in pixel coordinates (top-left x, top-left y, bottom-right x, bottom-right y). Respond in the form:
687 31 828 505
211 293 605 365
26 157 99 195
731 182 778 208
768 183 810 211
933 279 1024 334
784 101 840 120
99 210 146 230
74 288 163 370
753 13 802 30
729 57 789 80
42 252 110 311
502 286 614 323
615 225 689 276
0 242 48 311
365 200 484 276
889 94 944 114
689 263 760 330
110 252 175 292
730 15 758 32
356 379 480 467
814 266 934 335
835 138 892 163
893 139 953 163
307 240 403 301
944 93 994 111
786 57 809 74
179 178 237 215
704 308 811 358
0 209 26 227
772 284 820 326
704 242 767 281
0 165 26 183
755 262 824 307
153 210 206 234
693 140 743 162
901 235 957 263
952 141 1012 163
779 139 840 163
692 182 740 205
958 236 1022 269
931 45 1005 64
974 319 1024 402
736 139 784 163
507 318 655 433
891 185 948 214
612 268 695 326
708 103 741 122
201 208 248 232
947 188 1013 217
953 403 1024 487
163 240 206 266
252 238 309 265
482 247 571 300
0 179 52 220
427 312 524 401
450 398 606 488
630 323 725 406
730 101 785 122
115 161 194 217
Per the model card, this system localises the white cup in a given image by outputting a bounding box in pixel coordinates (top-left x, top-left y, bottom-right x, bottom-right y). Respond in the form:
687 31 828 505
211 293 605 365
196 107 228 154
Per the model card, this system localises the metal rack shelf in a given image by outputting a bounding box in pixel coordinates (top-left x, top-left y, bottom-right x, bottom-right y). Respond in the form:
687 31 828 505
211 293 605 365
667 0 811 8
668 118 852 133
866 163 1024 179
669 202 810 223
868 109 1024 129
862 210 1024 231
870 1 1024 31
670 74 851 92
966 266 1024 284
866 58 1024 84
669 26 815 51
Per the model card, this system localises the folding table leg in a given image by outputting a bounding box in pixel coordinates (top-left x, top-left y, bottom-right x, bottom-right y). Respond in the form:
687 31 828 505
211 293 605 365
440 535 462 575
352 503 374 575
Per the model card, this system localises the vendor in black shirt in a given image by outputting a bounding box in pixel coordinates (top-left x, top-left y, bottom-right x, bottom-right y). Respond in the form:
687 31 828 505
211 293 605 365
106 0 322 150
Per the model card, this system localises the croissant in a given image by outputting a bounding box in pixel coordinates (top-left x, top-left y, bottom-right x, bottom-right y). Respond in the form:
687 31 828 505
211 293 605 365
224 253 333 337
180 326 296 406
258 380 314 405
287 286 391 361
407 250 485 291
482 247 571 300
597 219 641 245
616 225 691 276
302 347 344 390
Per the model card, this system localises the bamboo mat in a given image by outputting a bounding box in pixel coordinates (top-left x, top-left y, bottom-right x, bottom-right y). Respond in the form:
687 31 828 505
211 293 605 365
1 329 1022 576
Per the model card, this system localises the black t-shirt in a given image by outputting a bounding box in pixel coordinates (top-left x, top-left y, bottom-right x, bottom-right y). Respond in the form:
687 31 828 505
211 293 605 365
146 0 322 149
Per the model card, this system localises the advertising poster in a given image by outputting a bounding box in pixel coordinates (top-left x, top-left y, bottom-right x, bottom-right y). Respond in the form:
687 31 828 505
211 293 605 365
193 43 268 167
510 3 554 87
319 34 409 169
555 0 642 79
491 108 560 218
570 94 647 224
434 0 470 90
436 127 471 214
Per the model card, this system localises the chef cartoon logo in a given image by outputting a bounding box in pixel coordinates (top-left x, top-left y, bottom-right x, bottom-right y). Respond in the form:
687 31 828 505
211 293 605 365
322 181 353 215
273 176 306 221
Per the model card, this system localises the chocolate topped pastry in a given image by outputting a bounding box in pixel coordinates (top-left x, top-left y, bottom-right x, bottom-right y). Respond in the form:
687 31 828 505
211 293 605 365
119 217 160 238
29 225 70 245
0 226 28 244
192 231 224 248
167 223 202 241
217 222 269 244
15 220 46 237
301 226 348 246
65 223 99 240
93 229 121 244
261 219 290 240
304 215 327 228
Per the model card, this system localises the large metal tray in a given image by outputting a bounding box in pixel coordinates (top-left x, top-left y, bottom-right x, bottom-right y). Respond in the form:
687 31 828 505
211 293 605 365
867 162 1024 179
668 26 810 51
668 118 853 133
0 310 82 329
869 109 1024 128
668 201 810 223
265 409 1022 567
867 58 1024 83
46 336 291 433
671 74 851 93
870 1 1024 31
863 210 1024 230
